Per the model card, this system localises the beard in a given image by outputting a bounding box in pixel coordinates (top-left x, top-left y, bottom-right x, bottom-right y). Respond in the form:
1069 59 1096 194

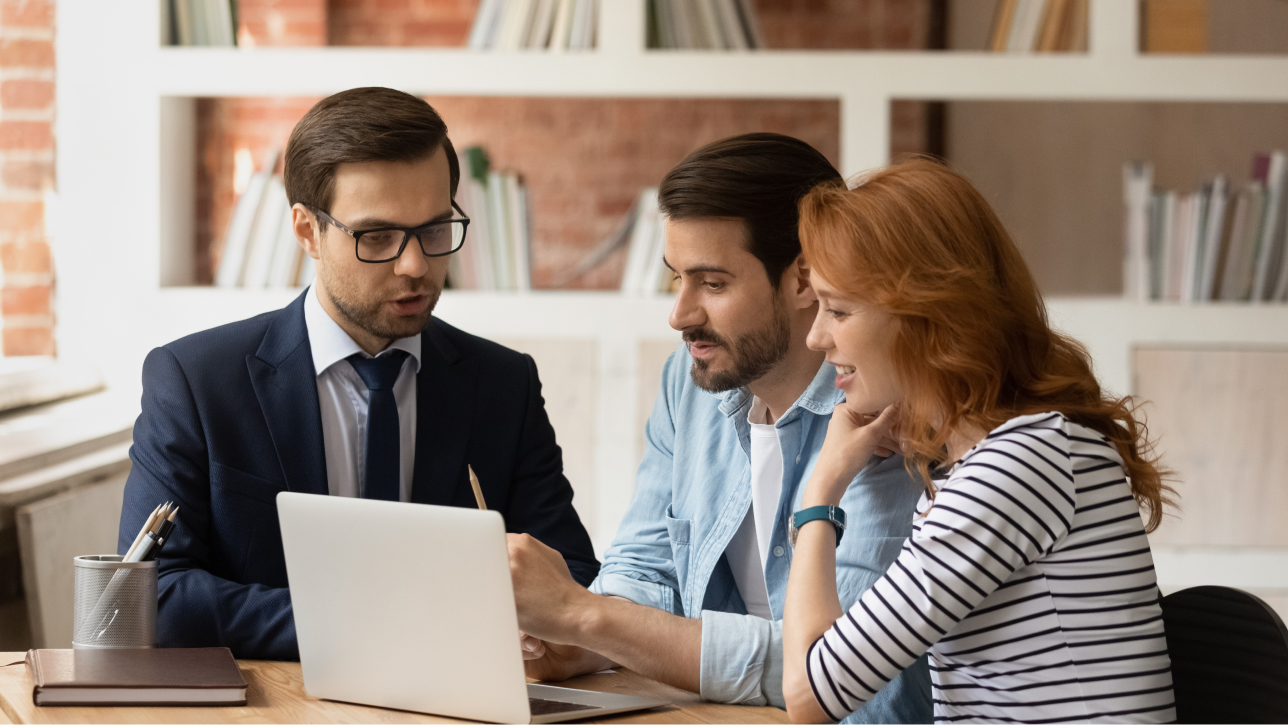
686 295 792 393
317 252 441 342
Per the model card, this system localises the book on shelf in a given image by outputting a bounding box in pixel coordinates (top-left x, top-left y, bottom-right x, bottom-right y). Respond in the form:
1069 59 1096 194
619 188 668 295
213 147 313 290
164 0 237 47
445 147 534 291
1122 149 1288 303
988 0 1087 53
648 0 763 50
468 0 598 51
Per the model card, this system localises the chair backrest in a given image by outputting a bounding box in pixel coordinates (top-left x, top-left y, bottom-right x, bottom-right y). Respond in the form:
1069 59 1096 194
1161 585 1288 723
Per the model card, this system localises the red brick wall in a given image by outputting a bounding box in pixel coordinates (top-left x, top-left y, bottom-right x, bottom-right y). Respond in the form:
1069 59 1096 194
198 0 939 289
199 96 841 289
0 0 55 356
238 0 328 46
755 0 935 49
328 0 478 46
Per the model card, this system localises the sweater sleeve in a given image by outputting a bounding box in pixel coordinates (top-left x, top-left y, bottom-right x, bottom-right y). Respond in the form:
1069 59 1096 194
806 415 1076 721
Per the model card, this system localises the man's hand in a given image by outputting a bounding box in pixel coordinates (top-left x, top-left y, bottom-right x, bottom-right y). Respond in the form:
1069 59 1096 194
523 640 617 682
506 533 595 644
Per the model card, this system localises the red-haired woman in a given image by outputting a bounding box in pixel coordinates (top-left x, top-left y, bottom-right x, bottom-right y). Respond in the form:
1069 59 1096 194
781 158 1177 724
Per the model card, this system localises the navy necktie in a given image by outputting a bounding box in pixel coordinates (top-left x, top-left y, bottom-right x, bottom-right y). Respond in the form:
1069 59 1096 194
348 350 409 502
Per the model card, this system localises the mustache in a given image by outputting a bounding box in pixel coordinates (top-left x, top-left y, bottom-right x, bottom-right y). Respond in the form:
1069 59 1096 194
683 328 726 346
391 284 438 298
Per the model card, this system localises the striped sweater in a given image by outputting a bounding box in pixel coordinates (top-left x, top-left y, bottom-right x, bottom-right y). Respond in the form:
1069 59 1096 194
807 412 1175 723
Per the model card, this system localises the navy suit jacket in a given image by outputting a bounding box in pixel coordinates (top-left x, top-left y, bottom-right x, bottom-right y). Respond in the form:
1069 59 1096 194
118 291 600 659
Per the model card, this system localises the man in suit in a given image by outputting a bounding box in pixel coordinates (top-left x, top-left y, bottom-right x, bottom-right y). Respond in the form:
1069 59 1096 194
118 87 599 660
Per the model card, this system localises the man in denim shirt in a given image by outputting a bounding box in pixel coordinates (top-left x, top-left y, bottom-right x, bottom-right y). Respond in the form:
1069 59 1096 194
508 133 930 722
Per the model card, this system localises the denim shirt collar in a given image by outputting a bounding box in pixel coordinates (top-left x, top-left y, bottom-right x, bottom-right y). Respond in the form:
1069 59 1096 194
716 359 845 424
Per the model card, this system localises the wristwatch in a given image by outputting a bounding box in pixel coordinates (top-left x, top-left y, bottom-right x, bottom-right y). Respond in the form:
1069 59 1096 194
789 505 847 547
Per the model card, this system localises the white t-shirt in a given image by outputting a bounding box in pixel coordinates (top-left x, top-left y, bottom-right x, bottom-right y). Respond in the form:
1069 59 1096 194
725 397 784 619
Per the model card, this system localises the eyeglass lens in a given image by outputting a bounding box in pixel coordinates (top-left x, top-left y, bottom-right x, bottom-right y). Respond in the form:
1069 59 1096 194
357 221 466 262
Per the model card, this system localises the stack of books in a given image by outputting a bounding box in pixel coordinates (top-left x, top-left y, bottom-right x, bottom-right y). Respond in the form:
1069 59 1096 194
446 147 533 291
647 0 764 50
987 0 1088 52
468 0 599 51
214 149 315 290
1123 151 1288 303
163 0 238 46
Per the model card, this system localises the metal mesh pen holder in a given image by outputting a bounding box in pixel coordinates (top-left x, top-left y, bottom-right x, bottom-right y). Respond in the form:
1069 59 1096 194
72 555 157 649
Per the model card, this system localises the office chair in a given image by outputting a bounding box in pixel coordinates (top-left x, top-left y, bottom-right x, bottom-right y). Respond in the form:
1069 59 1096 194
1160 585 1288 723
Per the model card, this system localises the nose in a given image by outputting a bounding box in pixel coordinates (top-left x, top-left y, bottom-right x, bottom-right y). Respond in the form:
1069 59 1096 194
668 279 705 332
393 239 429 278
806 309 831 351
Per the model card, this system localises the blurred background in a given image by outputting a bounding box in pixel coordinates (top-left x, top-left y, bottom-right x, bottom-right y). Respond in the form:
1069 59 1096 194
0 0 1285 651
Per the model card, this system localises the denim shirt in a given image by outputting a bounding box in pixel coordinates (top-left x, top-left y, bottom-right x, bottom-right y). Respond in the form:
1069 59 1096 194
591 344 932 723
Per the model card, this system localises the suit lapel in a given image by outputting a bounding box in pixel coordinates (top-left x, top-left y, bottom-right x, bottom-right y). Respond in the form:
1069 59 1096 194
247 290 329 496
410 319 478 506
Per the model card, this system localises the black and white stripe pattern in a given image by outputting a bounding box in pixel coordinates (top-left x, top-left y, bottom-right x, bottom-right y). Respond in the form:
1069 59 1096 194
807 412 1175 723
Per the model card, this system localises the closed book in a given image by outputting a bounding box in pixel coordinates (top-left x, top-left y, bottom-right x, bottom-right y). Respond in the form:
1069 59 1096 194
989 0 1017 51
1197 175 1228 300
621 188 659 293
525 0 558 49
734 0 764 48
1007 0 1047 53
486 170 513 290
1122 160 1153 301
714 0 747 49
1232 183 1267 300
1218 187 1252 300
467 0 505 49
27 647 246 707
548 0 575 50
241 176 289 289
1251 151 1287 300
694 0 724 49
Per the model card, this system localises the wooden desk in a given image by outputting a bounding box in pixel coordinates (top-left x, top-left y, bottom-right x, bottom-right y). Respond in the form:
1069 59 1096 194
0 653 789 724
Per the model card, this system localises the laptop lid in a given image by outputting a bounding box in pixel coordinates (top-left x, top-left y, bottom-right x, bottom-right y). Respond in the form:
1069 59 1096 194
278 492 531 723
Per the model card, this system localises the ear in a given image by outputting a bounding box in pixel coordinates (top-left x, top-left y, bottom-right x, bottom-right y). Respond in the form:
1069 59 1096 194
292 203 322 260
784 254 818 310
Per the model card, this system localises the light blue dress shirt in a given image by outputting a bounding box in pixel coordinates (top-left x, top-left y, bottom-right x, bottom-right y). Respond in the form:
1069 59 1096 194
591 344 932 723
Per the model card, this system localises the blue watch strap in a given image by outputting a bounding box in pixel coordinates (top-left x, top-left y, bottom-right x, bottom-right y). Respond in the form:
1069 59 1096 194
791 505 846 547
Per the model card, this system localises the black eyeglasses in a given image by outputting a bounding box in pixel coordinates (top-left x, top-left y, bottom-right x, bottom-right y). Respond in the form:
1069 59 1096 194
310 202 470 263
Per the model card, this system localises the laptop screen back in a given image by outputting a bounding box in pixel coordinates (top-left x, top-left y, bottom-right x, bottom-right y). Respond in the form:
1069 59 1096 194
278 493 531 723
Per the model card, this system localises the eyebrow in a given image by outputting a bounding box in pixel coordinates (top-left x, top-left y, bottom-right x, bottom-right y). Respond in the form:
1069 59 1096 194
346 209 454 229
662 256 735 277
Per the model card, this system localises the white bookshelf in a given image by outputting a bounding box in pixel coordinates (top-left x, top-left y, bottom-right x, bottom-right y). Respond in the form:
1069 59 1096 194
53 0 1288 577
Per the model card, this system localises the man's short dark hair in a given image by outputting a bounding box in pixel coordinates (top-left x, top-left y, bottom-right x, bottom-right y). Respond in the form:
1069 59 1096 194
285 87 459 213
658 132 843 288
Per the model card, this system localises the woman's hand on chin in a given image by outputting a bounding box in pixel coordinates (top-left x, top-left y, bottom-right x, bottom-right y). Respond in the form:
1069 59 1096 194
804 404 899 507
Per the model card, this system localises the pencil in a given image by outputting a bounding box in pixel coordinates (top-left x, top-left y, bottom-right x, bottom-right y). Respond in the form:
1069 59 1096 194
124 503 162 560
467 465 487 510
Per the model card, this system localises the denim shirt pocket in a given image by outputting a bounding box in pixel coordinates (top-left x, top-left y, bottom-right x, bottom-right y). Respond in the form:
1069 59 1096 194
665 504 693 609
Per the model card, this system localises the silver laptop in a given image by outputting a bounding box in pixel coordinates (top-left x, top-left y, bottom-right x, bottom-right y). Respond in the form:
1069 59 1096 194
277 492 668 723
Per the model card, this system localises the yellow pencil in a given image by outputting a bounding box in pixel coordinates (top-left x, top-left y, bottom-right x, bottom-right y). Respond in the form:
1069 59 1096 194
467 465 487 510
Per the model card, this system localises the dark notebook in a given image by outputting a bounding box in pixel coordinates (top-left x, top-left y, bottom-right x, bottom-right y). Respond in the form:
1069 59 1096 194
26 647 247 707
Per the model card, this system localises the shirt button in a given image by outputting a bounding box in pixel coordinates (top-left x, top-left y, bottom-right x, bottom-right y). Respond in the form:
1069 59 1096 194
795 453 801 463
773 546 785 557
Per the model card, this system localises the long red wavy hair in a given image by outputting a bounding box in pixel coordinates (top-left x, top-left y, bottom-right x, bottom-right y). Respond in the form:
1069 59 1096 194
800 158 1174 531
